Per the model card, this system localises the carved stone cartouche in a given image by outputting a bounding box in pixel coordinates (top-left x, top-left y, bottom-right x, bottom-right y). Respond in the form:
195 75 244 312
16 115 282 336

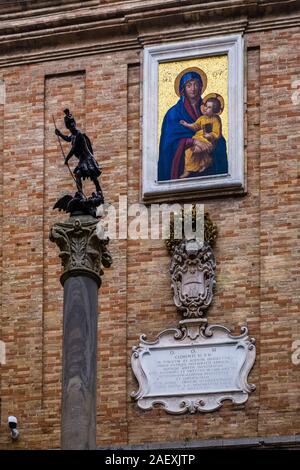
170 239 216 318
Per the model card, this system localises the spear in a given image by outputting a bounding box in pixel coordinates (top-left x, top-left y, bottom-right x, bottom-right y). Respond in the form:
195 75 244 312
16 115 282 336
52 114 84 196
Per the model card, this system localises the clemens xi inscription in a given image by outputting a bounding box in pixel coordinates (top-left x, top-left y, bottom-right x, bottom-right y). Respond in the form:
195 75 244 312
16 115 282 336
131 233 256 414
131 324 256 414
143 344 244 396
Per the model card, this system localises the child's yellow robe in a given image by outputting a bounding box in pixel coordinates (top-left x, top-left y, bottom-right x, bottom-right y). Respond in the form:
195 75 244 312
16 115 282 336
184 115 221 173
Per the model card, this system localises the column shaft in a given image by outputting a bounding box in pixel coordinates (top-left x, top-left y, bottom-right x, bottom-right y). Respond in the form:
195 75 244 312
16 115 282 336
61 276 98 450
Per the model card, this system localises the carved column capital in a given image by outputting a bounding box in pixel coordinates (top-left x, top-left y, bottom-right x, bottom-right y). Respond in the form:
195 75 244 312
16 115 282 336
50 214 112 287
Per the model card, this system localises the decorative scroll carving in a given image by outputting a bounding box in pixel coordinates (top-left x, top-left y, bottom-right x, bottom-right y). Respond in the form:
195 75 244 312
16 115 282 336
170 239 216 318
131 321 256 414
131 211 256 415
50 214 112 287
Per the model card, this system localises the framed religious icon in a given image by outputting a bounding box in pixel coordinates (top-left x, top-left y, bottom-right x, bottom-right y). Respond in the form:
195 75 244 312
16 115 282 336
142 34 244 202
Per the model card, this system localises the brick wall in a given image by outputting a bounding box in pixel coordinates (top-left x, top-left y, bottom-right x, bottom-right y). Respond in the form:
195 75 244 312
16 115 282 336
0 1 299 449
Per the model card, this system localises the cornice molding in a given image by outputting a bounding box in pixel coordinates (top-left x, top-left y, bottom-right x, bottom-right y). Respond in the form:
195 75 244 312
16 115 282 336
0 38 140 68
0 0 98 16
0 0 298 67
246 13 300 33
137 19 249 46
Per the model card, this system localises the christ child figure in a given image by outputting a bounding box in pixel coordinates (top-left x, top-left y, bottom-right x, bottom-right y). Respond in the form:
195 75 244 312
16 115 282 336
179 95 224 179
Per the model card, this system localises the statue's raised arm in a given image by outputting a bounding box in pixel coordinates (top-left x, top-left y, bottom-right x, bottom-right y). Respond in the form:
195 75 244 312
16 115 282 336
53 109 104 216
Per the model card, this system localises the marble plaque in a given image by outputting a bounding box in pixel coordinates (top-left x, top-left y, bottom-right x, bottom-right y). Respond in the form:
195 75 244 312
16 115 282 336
131 323 256 414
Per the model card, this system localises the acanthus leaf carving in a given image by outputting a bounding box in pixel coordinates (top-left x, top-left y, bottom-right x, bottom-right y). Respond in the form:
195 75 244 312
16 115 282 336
50 214 112 287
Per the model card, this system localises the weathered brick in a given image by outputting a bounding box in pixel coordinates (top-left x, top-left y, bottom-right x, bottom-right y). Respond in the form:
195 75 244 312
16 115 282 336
0 1 299 451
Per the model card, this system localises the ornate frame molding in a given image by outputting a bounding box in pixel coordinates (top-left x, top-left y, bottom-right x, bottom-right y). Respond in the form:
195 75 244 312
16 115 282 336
131 322 256 414
142 34 244 202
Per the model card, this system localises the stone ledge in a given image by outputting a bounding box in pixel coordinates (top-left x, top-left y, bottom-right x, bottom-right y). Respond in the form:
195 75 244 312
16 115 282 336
98 434 300 450
0 0 299 64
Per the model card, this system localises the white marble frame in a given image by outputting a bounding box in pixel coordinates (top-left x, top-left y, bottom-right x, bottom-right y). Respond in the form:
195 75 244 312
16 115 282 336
131 324 256 414
142 34 244 202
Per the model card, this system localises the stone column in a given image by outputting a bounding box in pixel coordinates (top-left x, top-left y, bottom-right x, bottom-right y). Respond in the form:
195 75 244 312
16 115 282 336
50 214 111 450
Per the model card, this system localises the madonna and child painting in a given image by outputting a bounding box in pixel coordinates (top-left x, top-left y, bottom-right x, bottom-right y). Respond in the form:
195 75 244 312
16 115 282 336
142 36 244 201
157 67 228 182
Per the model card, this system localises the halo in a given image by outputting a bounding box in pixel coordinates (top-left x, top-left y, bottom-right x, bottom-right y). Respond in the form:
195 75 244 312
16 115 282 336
174 67 207 97
201 93 225 115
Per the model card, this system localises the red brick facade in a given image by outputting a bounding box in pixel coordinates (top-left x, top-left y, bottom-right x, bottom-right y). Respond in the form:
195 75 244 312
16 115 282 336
0 0 299 449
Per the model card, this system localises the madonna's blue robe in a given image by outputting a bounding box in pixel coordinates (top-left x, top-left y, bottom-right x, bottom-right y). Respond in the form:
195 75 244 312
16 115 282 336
157 96 228 181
